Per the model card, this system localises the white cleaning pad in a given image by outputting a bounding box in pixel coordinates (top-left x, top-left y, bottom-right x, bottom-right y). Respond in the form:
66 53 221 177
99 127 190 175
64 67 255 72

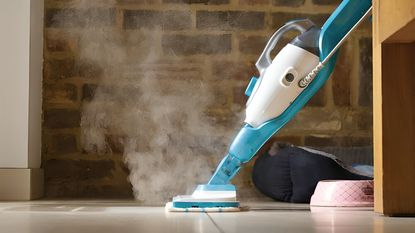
165 202 240 212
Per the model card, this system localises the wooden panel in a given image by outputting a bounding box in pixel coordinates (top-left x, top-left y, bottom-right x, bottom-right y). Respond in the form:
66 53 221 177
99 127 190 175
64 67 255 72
386 19 415 43
373 0 383 213
378 0 415 43
380 42 415 215
374 0 415 215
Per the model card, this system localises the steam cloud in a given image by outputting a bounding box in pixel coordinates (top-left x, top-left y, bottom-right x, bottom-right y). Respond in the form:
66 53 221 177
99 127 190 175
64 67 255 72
54 0 239 204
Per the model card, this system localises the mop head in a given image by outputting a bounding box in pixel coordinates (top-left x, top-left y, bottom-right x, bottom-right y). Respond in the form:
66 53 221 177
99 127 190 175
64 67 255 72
165 184 240 212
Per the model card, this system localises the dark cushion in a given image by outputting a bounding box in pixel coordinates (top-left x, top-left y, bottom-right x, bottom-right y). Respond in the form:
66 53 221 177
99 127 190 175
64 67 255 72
252 146 372 203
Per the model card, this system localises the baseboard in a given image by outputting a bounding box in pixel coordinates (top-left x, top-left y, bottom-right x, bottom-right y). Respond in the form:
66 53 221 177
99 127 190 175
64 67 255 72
0 168 44 200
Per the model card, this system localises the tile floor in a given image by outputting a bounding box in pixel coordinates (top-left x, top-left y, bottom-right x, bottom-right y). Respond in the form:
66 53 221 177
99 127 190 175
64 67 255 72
0 200 414 233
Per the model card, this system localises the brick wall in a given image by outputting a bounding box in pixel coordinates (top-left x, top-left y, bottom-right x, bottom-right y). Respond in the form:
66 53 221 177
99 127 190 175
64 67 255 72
43 0 372 200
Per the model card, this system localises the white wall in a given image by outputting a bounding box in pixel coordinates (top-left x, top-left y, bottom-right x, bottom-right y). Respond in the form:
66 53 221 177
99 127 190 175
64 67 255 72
0 0 43 168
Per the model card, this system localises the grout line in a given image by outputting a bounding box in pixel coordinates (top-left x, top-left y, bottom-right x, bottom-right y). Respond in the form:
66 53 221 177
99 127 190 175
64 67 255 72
206 212 226 233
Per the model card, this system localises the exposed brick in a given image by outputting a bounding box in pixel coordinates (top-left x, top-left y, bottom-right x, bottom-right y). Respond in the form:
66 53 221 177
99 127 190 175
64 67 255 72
123 10 192 30
356 110 373 131
332 45 352 106
208 86 231 109
272 135 303 145
307 86 326 107
45 183 133 198
163 0 229 4
272 0 305 7
44 83 78 104
45 8 115 28
117 0 158 4
42 0 374 200
44 109 81 129
304 135 336 147
304 135 372 147
82 84 143 103
106 135 125 154
78 60 103 79
233 86 248 106
358 37 373 106
45 159 115 181
44 58 76 80
239 35 290 56
82 84 97 101
196 11 265 30
284 109 341 131
239 0 270 4
45 33 77 52
47 134 78 154
272 12 329 28
312 0 341 5
238 35 267 55
212 60 257 81
339 136 372 147
204 111 237 129
162 34 231 55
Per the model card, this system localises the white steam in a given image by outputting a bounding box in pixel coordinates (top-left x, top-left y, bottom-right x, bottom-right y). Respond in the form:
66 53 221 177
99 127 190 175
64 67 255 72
53 0 239 204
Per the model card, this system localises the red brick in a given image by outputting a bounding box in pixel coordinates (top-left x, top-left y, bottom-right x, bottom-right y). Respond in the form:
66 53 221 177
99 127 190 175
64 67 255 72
312 0 341 5
45 182 133 198
106 135 125 154
356 110 373 131
45 33 77 52
44 109 81 129
306 85 326 107
304 135 372 147
233 86 248 106
45 159 115 181
78 60 103 79
196 11 265 30
163 0 229 4
44 83 78 104
272 0 304 7
123 10 192 30
332 45 352 106
272 135 303 145
162 34 231 55
45 8 115 28
44 58 77 80
272 12 329 28
82 84 97 101
117 0 158 4
238 35 267 55
46 134 78 154
212 60 258 81
358 37 372 107
239 0 270 5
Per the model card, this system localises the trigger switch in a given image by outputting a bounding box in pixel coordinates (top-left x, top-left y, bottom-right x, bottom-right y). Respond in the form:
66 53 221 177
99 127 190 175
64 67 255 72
245 77 258 97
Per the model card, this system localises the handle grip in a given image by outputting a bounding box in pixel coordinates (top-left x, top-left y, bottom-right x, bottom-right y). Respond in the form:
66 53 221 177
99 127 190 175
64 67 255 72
255 19 315 76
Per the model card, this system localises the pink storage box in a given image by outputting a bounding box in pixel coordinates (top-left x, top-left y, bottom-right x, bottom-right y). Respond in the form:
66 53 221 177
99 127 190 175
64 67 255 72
310 180 374 207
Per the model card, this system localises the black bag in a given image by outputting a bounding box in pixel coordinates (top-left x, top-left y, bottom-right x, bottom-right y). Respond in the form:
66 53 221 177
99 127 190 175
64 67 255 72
252 144 372 203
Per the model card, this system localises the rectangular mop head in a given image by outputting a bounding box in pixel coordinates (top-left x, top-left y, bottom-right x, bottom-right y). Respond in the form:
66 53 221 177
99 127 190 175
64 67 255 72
165 184 241 212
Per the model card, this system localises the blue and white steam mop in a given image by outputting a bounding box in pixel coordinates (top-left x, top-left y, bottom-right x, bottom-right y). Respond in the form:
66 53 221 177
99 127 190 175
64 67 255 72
166 0 372 212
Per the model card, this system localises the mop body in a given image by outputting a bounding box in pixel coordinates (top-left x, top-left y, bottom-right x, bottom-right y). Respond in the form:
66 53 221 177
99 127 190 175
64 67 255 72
166 0 372 213
167 184 240 212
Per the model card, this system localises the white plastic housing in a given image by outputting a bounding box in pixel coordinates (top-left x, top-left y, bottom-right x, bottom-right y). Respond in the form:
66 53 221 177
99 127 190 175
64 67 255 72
245 43 319 127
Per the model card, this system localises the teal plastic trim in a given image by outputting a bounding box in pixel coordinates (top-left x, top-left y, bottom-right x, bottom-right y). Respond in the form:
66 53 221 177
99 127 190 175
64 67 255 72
172 201 239 209
207 0 372 186
195 184 236 192
245 77 258 97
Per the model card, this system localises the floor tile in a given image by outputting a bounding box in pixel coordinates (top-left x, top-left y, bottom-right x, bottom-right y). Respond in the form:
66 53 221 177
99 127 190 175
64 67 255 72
1 201 415 233
209 202 415 233
0 201 220 233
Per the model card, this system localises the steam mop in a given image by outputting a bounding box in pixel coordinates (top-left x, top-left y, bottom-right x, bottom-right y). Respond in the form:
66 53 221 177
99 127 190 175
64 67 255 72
166 0 373 212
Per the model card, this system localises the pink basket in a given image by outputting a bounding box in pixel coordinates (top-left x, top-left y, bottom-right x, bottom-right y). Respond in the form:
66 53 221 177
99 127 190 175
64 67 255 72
310 180 374 207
